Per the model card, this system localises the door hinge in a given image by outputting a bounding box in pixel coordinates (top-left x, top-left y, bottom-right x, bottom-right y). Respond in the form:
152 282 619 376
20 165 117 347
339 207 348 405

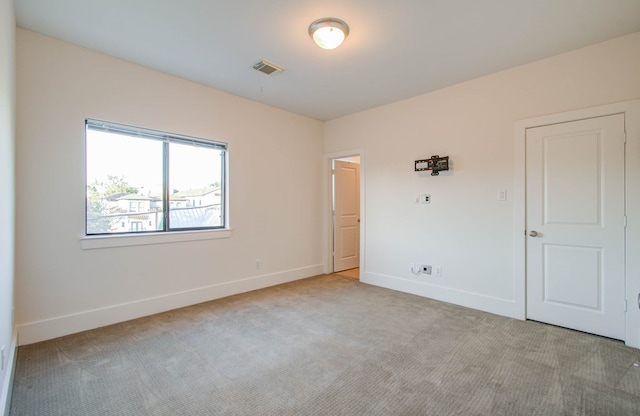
624 131 627 143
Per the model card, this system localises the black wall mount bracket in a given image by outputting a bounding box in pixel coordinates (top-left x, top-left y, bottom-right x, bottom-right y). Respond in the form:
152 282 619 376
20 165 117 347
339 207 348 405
415 155 449 176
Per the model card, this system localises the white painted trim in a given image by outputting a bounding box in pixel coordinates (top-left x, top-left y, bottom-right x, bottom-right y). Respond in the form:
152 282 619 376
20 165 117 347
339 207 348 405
623 101 640 349
361 271 521 319
17 264 323 345
514 99 640 349
323 149 366 276
513 119 527 321
81 228 232 249
1 331 17 416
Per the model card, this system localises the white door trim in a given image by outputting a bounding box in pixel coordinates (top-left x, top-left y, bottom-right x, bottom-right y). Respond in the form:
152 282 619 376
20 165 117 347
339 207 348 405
323 149 365 275
514 99 640 348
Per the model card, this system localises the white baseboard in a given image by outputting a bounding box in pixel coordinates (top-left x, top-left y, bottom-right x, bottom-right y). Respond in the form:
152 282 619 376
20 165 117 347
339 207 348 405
1 331 17 416
361 271 523 320
17 265 323 345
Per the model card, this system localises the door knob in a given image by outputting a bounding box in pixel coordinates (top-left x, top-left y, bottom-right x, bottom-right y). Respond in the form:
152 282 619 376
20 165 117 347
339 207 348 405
529 230 538 237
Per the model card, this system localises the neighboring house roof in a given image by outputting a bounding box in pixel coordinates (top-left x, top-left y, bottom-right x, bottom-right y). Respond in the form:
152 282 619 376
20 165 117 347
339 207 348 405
173 187 220 198
116 194 152 201
170 205 222 228
105 192 129 201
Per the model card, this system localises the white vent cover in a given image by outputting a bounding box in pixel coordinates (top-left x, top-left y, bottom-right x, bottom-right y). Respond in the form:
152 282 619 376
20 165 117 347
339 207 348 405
252 59 284 75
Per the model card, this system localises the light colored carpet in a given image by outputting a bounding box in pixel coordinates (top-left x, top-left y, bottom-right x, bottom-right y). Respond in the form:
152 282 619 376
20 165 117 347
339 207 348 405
10 274 640 415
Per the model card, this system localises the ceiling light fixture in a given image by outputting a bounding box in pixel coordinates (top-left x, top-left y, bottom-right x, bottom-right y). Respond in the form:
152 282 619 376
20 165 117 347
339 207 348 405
308 17 350 50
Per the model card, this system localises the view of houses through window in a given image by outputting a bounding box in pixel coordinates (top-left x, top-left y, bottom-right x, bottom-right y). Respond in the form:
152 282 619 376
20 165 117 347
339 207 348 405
85 120 226 235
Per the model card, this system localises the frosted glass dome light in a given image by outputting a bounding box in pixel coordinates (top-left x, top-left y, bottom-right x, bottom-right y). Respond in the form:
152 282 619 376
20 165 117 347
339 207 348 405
309 17 350 50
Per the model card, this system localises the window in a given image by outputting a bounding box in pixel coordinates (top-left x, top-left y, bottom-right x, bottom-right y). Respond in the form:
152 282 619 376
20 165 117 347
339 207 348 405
85 119 227 236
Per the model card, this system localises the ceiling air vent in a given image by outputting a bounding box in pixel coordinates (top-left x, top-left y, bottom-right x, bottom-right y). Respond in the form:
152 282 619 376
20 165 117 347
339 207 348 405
252 59 284 75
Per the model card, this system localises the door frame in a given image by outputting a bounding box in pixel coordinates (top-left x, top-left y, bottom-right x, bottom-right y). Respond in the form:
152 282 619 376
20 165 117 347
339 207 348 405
513 99 640 348
323 149 365 275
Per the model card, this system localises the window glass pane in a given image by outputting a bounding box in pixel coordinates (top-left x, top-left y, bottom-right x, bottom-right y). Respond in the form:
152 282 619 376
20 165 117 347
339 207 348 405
168 141 224 229
86 130 163 234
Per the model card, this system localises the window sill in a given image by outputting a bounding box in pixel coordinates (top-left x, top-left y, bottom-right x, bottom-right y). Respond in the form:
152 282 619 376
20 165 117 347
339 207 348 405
80 228 232 250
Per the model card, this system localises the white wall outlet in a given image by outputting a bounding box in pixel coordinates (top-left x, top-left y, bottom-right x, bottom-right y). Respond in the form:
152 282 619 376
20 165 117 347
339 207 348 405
255 259 261 269
419 194 431 204
421 265 432 275
434 266 442 277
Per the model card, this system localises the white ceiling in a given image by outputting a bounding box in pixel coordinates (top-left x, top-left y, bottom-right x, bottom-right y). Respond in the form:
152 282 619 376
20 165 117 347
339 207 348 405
14 0 640 121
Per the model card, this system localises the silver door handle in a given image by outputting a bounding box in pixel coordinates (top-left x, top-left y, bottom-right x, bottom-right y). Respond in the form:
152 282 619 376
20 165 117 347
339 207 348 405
529 230 538 237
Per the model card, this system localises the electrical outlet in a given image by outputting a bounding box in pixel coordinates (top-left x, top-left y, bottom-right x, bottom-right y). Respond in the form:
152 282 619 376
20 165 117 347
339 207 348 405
255 259 261 269
419 194 431 204
434 266 442 277
421 265 432 275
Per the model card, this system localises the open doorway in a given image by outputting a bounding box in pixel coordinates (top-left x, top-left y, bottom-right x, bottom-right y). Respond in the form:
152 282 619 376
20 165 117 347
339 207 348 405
332 156 360 279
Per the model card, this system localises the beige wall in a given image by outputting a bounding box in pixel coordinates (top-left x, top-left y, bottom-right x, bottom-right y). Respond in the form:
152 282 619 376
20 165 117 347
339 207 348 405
324 33 640 326
15 29 324 344
13 25 640 347
0 0 15 411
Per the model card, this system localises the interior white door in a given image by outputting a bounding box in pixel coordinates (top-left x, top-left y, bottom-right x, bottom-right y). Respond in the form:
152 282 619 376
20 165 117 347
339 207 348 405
333 160 360 272
526 114 626 340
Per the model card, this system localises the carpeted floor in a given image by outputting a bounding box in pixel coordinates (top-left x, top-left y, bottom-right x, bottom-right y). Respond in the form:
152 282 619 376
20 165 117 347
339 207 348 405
9 274 640 415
